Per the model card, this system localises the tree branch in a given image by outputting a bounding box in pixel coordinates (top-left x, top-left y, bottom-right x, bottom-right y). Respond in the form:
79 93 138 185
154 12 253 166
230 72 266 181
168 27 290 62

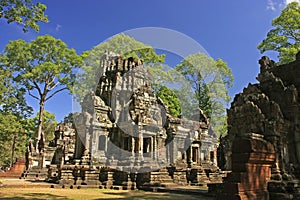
49 81 60 91
48 76 56 87
32 80 42 97
45 87 68 101
285 29 300 42
49 74 69 91
28 90 40 101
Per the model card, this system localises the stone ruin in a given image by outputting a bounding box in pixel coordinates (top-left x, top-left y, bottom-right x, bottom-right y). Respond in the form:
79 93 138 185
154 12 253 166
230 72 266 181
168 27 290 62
21 123 76 180
215 52 300 200
22 52 223 189
21 50 300 199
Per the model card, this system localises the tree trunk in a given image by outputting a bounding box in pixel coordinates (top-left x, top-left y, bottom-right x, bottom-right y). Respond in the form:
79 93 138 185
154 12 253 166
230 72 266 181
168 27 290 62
10 135 17 168
36 98 45 152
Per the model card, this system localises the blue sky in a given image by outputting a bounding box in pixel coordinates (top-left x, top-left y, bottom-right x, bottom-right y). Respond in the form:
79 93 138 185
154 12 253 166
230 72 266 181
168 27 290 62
0 0 298 121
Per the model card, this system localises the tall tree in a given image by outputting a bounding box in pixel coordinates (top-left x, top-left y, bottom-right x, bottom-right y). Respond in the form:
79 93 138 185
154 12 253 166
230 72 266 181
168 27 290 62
25 110 57 142
175 52 233 136
0 112 26 167
0 0 48 32
0 58 32 167
1 35 82 150
257 2 300 64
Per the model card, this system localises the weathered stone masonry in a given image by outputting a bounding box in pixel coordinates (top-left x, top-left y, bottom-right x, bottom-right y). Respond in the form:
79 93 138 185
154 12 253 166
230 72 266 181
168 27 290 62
22 52 222 188
217 52 300 200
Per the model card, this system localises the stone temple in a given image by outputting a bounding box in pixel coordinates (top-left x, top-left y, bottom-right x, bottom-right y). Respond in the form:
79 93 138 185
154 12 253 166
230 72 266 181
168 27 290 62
22 51 222 189
215 52 300 200
14 51 300 199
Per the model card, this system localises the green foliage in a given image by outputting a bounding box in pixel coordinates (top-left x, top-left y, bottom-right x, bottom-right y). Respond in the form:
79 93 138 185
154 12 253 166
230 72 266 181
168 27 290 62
74 33 165 102
0 112 26 167
3 35 82 90
25 110 57 142
1 35 82 141
0 0 48 32
157 86 181 118
63 112 77 124
0 67 32 118
0 110 56 167
83 33 165 64
145 63 174 93
257 2 300 64
0 52 32 117
175 52 233 136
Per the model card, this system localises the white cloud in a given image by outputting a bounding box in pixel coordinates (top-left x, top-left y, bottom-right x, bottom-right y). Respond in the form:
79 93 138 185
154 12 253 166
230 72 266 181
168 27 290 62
267 0 277 11
285 0 300 5
55 24 62 31
267 0 299 12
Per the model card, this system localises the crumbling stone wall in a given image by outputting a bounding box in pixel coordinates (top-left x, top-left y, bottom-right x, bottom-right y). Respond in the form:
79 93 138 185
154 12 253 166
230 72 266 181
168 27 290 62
219 52 300 200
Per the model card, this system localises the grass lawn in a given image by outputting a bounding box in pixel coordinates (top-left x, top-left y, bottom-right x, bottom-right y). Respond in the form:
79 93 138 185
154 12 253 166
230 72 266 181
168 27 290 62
0 187 213 200
0 178 213 200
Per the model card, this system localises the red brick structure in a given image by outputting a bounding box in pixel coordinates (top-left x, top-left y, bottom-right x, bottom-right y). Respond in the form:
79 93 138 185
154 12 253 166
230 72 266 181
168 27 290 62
217 135 275 200
0 158 26 178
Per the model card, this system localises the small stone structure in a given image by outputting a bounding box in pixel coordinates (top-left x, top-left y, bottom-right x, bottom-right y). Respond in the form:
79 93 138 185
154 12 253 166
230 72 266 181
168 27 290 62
0 158 26 178
217 134 275 199
23 52 222 188
217 52 300 200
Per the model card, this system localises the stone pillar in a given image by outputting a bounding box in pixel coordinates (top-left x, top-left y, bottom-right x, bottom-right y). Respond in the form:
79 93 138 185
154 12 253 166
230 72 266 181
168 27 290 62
106 171 113 189
150 136 153 159
172 139 177 164
216 135 275 200
294 123 300 166
187 146 192 168
212 148 217 166
265 135 281 178
197 146 201 165
85 127 91 152
123 173 136 190
105 132 109 152
139 131 143 162
153 135 157 160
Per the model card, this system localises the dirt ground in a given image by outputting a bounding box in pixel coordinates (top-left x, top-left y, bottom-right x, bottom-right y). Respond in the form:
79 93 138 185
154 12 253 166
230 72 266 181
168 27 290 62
0 179 214 200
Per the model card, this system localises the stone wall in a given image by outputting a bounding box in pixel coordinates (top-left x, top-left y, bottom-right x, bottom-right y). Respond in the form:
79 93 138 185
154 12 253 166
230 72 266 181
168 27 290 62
218 52 300 199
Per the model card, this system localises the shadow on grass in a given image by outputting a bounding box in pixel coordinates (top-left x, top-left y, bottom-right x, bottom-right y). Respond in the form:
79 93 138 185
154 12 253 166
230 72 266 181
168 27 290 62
94 191 207 200
0 193 69 200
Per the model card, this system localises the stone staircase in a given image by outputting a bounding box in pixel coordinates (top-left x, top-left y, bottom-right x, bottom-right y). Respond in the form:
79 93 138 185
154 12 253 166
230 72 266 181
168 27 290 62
138 168 177 189
21 146 56 180
21 166 48 180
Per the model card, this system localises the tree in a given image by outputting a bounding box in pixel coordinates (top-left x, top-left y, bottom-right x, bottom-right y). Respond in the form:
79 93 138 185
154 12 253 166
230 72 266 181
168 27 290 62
0 112 26 167
0 69 33 118
1 35 82 150
0 54 32 118
0 0 48 32
83 33 165 64
25 110 57 142
0 59 32 167
157 86 181 118
257 2 300 64
63 112 78 124
175 52 233 136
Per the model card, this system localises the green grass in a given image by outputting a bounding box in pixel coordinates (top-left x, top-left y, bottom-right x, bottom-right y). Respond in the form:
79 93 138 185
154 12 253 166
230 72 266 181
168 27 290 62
0 188 213 200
